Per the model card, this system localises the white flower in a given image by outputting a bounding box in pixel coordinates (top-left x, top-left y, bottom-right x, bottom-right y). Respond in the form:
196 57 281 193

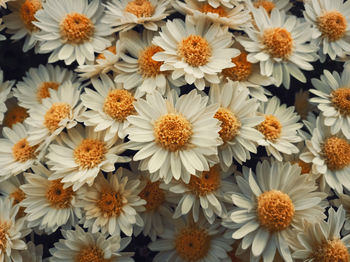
0 70 14 125
0 175 26 218
152 17 238 90
33 0 112 65
127 90 222 184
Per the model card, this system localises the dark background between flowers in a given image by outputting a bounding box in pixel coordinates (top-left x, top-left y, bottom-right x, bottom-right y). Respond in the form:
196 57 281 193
0 1 345 260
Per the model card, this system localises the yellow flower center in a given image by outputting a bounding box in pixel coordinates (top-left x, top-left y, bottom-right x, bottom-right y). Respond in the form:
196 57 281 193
3 106 28 128
75 246 110 262
312 239 349 262
254 1 275 15
12 138 38 162
187 166 221 196
323 136 350 171
96 46 117 60
46 179 74 209
199 3 228 17
317 11 347 42
97 188 124 218
124 0 155 18
0 222 10 252
154 113 193 152
138 45 165 78
19 0 42 32
331 87 350 116
214 107 241 142
139 180 165 212
257 114 282 141
222 52 253 82
74 139 107 169
103 89 136 121
257 190 295 232
60 13 95 44
37 81 60 103
263 27 293 59
175 226 211 262
178 35 212 67
44 102 71 133
291 159 312 174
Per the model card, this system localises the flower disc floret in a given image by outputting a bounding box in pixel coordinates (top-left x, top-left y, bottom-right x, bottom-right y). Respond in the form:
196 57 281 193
257 115 282 141
19 0 42 32
263 27 293 59
312 239 349 262
75 246 109 262
254 1 275 15
46 180 74 209
322 136 350 171
97 189 124 218
73 139 107 169
178 35 212 67
124 0 155 18
3 106 28 128
103 89 136 121
214 107 241 142
44 102 71 133
317 11 347 42
37 81 59 102
331 88 350 116
12 138 38 162
199 3 227 17
139 181 165 212
187 166 221 196
138 45 165 77
222 52 252 82
0 222 10 252
60 12 95 44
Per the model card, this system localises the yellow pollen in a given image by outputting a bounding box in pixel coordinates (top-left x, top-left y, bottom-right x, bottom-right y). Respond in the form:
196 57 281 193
312 238 349 262
44 102 71 133
75 246 110 262
154 113 193 152
257 190 295 232
257 114 282 141
124 0 155 18
60 12 94 44
222 52 253 82
139 180 165 212
214 107 241 142
187 166 221 196
97 188 124 218
263 27 293 59
103 89 136 121
3 106 28 128
37 81 60 103
317 11 347 42
46 180 74 209
19 0 42 32
138 45 165 77
175 225 211 262
0 222 10 252
74 139 107 169
322 136 350 171
178 35 212 67
96 46 117 60
331 88 350 116
291 159 312 174
12 138 38 162
199 3 228 17
254 1 275 15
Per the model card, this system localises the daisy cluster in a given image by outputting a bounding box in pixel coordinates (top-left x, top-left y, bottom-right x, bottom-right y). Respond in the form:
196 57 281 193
0 0 350 261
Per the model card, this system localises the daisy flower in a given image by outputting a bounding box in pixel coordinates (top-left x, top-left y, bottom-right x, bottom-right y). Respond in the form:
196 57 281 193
103 0 173 32
0 175 26 218
80 74 136 140
20 164 81 234
304 0 350 61
127 90 222 184
0 70 14 126
33 0 112 65
300 116 350 193
0 123 39 181
115 30 184 97
223 160 327 262
290 206 350 261
309 68 350 139
50 226 134 262
13 64 80 110
19 242 43 262
209 82 264 168
46 124 130 191
251 0 292 15
152 17 238 90
149 215 233 262
2 0 43 52
238 7 318 89
77 168 146 236
2 98 29 129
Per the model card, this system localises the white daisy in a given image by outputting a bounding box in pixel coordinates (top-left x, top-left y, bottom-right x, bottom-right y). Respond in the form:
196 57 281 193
290 206 350 261
0 175 26 218
79 74 136 140
77 168 146 236
238 7 318 89
300 116 350 194
103 0 173 32
309 67 350 139
115 30 184 97
33 0 112 65
50 226 134 262
152 16 238 90
20 164 81 234
46 124 130 191
251 0 292 15
126 90 222 184
304 0 350 61
19 242 43 262
13 64 80 110
256 96 303 161
0 70 14 126
209 82 264 168
149 215 233 262
223 159 327 262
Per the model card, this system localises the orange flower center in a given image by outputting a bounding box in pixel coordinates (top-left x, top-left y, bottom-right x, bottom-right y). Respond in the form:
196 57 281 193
44 102 71 133
257 114 282 141
19 0 42 32
222 52 253 82
12 138 38 162
187 166 221 196
124 0 155 18
97 188 124 218
3 106 28 128
0 222 10 252
37 81 60 103
331 88 350 116
138 45 165 77
103 89 136 121
97 46 117 60
312 239 349 262
317 11 347 42
214 107 241 142
323 136 350 170
60 13 94 44
199 3 228 17
75 245 110 262
263 27 293 59
46 180 74 209
139 180 165 212
292 159 312 174
254 1 275 15
178 35 212 67
74 139 107 169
